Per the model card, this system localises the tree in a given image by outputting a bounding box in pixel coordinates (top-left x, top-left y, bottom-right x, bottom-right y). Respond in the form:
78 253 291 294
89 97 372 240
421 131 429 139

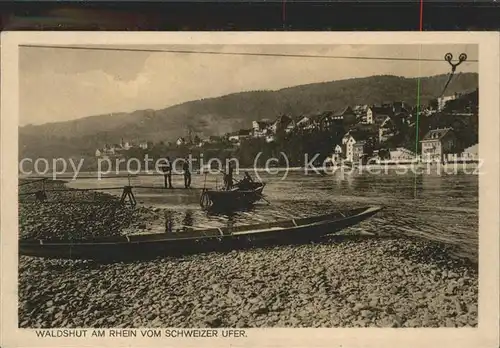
428 98 438 110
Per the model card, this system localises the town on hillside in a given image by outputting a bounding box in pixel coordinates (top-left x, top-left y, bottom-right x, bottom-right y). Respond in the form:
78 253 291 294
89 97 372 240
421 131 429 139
94 89 479 167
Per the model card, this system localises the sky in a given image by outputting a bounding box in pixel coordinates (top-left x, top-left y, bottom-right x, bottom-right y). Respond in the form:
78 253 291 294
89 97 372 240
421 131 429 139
19 44 478 126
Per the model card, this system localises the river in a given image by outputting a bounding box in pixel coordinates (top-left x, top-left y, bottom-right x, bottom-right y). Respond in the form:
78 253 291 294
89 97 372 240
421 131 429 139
65 168 478 263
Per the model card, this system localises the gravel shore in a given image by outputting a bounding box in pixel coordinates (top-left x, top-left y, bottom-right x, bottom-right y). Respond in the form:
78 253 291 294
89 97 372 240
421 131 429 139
19 180 160 240
18 180 478 328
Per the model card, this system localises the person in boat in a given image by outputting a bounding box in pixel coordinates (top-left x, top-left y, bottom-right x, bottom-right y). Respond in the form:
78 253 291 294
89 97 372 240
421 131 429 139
162 156 173 189
237 171 254 190
183 157 191 189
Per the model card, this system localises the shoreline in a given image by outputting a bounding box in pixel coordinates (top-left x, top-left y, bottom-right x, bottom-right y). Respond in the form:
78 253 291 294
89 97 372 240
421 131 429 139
18 236 478 328
17 179 478 328
19 161 479 180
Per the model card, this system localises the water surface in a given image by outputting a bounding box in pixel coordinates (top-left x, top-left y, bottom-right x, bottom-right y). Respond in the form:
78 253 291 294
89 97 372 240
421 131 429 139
66 170 478 262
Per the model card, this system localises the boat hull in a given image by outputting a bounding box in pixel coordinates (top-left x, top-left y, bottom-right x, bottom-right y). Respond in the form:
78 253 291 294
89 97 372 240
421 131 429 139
19 206 383 261
200 183 265 210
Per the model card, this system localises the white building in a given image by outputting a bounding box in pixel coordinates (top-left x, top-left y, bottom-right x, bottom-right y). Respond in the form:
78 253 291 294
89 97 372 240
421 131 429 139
330 144 343 162
388 148 416 161
342 133 358 162
252 120 273 137
295 116 310 128
461 144 478 160
437 95 456 111
378 117 396 143
119 138 131 150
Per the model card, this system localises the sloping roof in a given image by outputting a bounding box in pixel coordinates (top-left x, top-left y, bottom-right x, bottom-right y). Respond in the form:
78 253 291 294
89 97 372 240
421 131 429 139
390 148 416 158
421 127 454 141
380 117 394 128
254 119 273 128
274 114 293 127
370 106 393 115
353 104 368 111
295 114 311 121
343 130 368 141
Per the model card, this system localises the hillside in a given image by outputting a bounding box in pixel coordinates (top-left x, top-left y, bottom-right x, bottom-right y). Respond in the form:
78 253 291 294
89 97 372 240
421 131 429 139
19 73 478 159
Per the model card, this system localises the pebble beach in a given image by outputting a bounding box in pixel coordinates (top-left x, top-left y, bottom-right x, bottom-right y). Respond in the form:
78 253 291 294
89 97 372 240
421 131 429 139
18 180 478 328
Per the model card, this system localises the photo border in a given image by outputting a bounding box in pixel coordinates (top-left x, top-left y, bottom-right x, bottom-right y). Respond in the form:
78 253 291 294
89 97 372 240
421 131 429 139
1 31 499 348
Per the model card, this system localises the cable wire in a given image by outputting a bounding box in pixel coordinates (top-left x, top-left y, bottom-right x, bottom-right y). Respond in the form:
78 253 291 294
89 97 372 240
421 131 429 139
19 44 479 63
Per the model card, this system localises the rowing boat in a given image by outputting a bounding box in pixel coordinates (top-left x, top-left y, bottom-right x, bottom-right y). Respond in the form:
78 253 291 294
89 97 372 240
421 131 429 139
19 205 383 261
199 182 266 210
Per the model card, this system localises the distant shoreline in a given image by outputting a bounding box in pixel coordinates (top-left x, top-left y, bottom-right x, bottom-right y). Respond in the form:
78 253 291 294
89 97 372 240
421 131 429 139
18 161 480 180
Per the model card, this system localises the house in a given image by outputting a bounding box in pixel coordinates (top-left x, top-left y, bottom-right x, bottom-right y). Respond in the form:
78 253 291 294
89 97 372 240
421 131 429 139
437 94 457 111
461 143 478 160
176 137 186 146
352 141 367 163
366 106 394 125
321 106 357 129
228 132 241 144
96 144 117 158
295 113 322 131
353 104 369 123
391 101 408 113
331 144 344 162
270 114 293 133
420 127 456 162
139 142 149 150
334 144 343 155
228 129 252 145
390 102 411 124
388 148 416 162
342 131 359 162
285 119 296 133
304 114 323 130
120 138 131 150
265 135 275 143
252 119 273 137
378 117 397 143
295 115 311 128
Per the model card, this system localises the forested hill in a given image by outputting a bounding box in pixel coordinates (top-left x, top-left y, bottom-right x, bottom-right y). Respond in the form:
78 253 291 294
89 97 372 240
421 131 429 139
19 73 478 159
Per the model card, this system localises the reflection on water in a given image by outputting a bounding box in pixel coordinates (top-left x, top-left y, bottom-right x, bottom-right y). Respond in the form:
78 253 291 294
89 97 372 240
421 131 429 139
66 170 478 262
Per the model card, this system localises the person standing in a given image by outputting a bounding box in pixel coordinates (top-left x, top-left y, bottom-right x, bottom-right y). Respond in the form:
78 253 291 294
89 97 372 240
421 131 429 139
183 157 191 189
163 156 173 189
225 162 234 190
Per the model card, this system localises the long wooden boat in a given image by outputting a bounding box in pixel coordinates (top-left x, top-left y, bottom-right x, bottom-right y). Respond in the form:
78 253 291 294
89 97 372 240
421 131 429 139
19 206 383 261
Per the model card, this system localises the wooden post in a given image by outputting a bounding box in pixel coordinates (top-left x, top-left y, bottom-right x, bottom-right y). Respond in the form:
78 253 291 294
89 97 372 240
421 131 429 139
119 186 137 207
